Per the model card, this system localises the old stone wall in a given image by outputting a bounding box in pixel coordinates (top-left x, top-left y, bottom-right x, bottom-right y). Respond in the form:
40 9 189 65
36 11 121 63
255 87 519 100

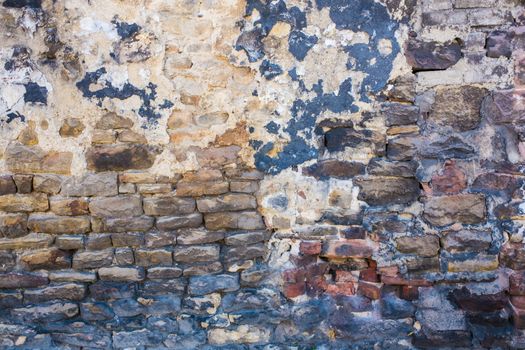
1 0 525 348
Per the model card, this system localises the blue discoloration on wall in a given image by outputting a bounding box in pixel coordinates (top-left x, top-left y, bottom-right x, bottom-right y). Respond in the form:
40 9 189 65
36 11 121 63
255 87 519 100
24 82 47 105
265 121 280 134
76 67 172 125
3 111 25 123
260 60 284 80
288 31 318 61
2 0 41 8
113 20 141 40
241 0 400 174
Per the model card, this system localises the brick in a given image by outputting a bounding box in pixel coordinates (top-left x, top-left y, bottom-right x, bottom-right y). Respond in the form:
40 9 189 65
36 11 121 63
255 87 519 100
156 213 203 231
98 267 145 282
174 245 220 263
204 211 265 230
27 214 91 234
321 240 376 259
60 173 118 197
299 241 322 255
50 197 89 216
197 193 257 213
0 193 49 212
89 195 142 217
143 195 195 216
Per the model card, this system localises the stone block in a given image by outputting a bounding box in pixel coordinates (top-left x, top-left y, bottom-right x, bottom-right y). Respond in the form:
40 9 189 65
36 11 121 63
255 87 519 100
89 195 142 217
197 193 257 213
177 229 224 245
174 245 220 263
135 248 173 266
98 267 145 282
61 173 118 197
73 249 113 269
143 195 195 216
204 211 265 231
0 213 27 238
396 235 440 257
188 274 240 295
0 193 49 212
424 194 486 226
27 214 91 234
156 213 203 231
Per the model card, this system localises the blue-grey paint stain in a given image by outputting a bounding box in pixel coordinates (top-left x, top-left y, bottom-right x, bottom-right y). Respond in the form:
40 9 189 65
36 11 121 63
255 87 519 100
2 0 41 8
113 20 141 40
268 195 289 210
23 82 47 104
265 121 280 134
4 111 25 123
247 0 400 174
288 31 318 61
76 67 171 125
259 60 283 80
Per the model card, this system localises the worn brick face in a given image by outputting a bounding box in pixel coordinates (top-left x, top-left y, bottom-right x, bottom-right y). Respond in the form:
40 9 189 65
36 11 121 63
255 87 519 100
0 0 523 347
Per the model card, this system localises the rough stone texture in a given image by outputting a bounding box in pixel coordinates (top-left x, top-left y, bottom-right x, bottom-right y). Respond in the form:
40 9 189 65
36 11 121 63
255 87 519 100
0 0 523 348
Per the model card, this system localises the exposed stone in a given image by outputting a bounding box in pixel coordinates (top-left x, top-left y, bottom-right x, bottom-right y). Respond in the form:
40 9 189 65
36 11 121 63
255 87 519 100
111 232 144 247
0 175 16 195
204 211 265 230
405 39 462 71
354 177 420 206
367 158 417 177
55 235 84 250
225 231 267 246
177 229 224 245
61 173 118 197
174 245 220 263
0 193 48 212
420 136 476 159
135 249 173 266
98 267 145 281
33 174 63 194
118 129 147 143
431 160 467 195
176 180 229 197
136 183 171 193
208 325 271 345
429 86 487 131
0 233 53 250
387 74 416 102
59 118 85 137
86 144 160 172
49 197 89 215
80 302 115 321
197 194 257 213
441 229 492 252
99 216 154 233
112 329 163 349
48 270 97 283
11 302 79 322
12 175 32 194
447 254 499 272
89 195 142 217
0 272 48 289
230 180 259 193
95 112 134 129
383 103 419 127
5 143 72 175
145 231 176 248
325 127 385 155
27 214 91 234
143 195 195 216
223 243 266 261
302 160 366 180
386 136 417 161
396 235 440 257
147 266 183 279
114 247 134 265
321 240 376 259
424 194 486 226
20 248 71 270
73 249 113 269
86 234 112 250
156 213 203 231
24 283 86 303
188 274 240 295
480 90 525 124
0 213 27 238
183 262 223 276
486 30 512 58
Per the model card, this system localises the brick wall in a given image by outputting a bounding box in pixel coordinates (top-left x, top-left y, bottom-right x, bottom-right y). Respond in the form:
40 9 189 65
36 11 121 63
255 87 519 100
1 0 525 348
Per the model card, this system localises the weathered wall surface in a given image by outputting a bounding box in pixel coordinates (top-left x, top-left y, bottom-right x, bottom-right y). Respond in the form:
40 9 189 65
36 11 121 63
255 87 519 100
1 0 525 348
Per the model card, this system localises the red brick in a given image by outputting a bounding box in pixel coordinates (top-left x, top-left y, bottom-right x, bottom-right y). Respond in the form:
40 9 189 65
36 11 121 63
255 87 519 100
325 282 355 296
431 160 467 195
282 268 305 283
360 268 379 282
510 271 525 295
321 239 377 259
358 281 383 299
300 241 322 255
511 296 525 309
283 282 305 298
335 270 358 283
400 286 420 300
381 274 432 287
511 302 525 329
